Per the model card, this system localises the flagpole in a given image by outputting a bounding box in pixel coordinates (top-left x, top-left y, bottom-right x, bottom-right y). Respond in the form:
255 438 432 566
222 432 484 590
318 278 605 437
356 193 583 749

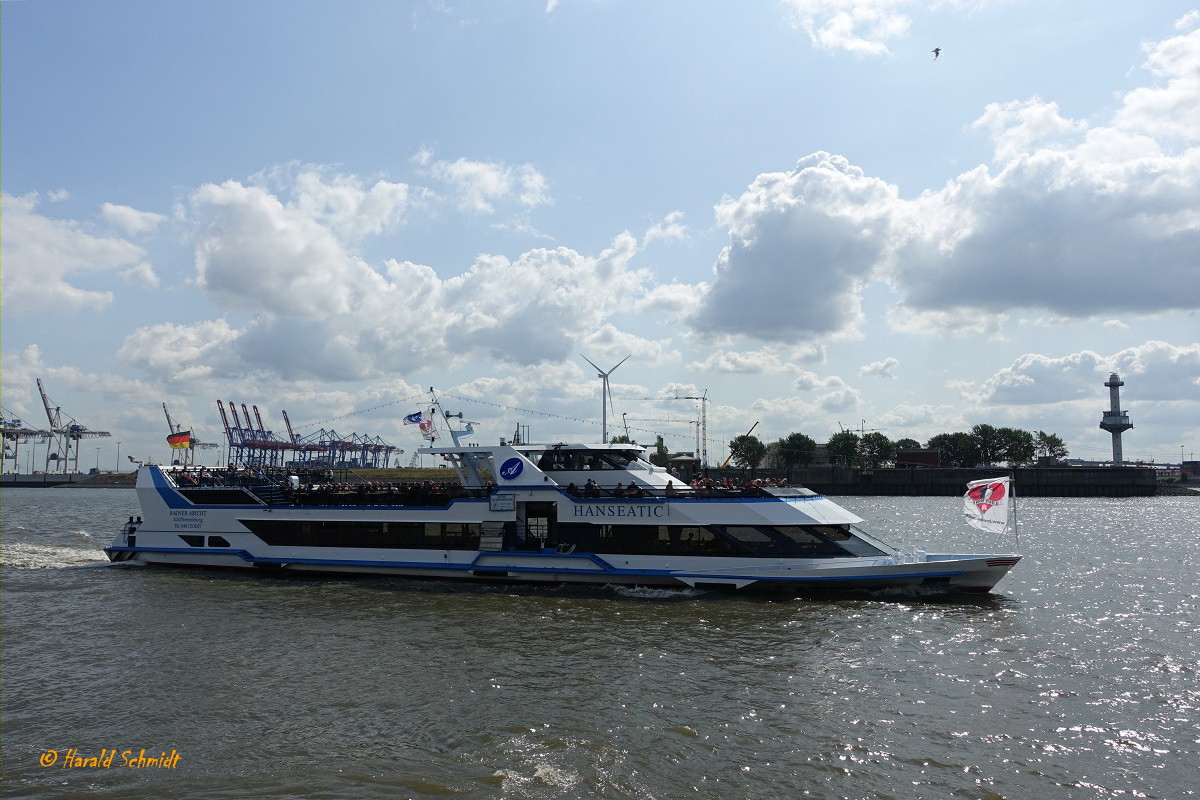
1010 471 1020 552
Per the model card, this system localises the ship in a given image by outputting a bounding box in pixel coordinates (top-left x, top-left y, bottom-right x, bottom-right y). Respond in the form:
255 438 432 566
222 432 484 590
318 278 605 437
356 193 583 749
105 397 1021 593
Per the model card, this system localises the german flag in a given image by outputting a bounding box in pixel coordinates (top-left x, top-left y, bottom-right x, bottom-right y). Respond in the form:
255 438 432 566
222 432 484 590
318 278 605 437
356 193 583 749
167 431 192 449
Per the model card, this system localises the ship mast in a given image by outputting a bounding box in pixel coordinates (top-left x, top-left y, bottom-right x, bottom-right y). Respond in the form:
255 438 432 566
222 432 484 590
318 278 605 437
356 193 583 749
425 388 476 487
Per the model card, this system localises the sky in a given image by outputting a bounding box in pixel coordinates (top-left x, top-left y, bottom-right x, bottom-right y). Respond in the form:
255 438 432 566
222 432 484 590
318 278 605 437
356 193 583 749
3 0 1199 472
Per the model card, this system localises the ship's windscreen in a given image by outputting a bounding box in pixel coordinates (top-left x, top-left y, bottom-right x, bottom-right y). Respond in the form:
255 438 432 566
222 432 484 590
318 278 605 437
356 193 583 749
459 451 496 485
795 525 888 557
537 449 640 471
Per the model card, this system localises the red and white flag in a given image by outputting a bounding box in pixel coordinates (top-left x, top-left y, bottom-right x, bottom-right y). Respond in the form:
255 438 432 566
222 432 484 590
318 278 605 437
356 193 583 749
963 477 1012 535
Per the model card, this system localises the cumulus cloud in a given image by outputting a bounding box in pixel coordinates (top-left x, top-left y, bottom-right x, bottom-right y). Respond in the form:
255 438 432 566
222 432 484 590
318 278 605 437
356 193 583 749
168 170 654 380
781 0 914 55
1114 12 1200 139
643 211 689 246
101 202 168 236
191 179 368 317
876 402 938 429
860 356 899 378
690 349 792 374
689 344 824 374
791 369 862 411
289 169 413 239
120 262 160 287
2 192 152 312
889 22 1200 325
692 152 898 343
580 324 679 368
687 21 1200 343
970 341 1200 406
418 153 551 214
442 234 648 365
117 320 244 383
2 344 157 431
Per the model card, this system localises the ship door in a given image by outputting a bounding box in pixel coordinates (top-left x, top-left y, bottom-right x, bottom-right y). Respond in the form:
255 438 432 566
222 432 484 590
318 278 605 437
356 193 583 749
524 502 556 551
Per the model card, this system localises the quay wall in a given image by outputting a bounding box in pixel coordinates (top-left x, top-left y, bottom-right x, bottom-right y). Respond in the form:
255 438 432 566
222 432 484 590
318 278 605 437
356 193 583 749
712 466 1159 497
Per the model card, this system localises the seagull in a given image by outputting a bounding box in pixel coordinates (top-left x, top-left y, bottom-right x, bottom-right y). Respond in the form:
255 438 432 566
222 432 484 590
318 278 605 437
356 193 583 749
932 47 941 60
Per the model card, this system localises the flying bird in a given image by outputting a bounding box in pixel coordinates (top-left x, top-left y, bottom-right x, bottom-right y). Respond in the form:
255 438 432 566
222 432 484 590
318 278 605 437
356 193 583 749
932 47 941 60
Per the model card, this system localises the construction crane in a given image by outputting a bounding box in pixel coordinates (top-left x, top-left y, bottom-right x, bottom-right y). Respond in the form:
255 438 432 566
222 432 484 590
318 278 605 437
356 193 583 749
674 390 709 467
37 378 111 473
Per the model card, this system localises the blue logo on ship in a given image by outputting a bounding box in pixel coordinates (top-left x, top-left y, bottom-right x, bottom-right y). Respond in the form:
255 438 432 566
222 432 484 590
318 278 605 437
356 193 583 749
499 457 524 480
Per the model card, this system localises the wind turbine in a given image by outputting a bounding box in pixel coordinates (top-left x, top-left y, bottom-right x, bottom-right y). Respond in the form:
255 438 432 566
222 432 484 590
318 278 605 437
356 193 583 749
580 353 630 443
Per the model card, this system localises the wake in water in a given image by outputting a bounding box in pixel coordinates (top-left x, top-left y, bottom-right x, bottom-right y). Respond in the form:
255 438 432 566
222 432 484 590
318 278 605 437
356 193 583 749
1 541 110 570
606 584 708 600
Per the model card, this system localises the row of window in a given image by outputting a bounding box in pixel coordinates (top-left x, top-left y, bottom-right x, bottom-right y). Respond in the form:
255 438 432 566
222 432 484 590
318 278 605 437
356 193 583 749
243 520 483 549
236 518 883 558
536 449 640 471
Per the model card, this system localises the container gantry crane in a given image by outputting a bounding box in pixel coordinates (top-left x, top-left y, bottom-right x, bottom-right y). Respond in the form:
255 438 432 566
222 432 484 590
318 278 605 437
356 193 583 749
37 378 110 473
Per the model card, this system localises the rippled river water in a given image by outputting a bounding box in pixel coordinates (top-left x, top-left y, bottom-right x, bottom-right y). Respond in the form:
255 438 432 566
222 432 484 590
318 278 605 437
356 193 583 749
3 488 1198 799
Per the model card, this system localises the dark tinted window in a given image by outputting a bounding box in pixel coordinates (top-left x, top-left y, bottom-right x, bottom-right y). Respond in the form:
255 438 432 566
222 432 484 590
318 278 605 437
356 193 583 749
241 519 479 549
179 488 259 505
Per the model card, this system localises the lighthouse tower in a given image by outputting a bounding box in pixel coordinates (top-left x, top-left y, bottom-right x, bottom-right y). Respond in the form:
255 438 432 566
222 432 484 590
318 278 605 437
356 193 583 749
1099 372 1133 466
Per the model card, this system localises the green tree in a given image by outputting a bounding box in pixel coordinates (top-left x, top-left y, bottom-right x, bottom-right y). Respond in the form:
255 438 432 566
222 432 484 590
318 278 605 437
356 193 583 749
860 432 896 468
772 432 818 471
997 427 1035 467
926 432 980 467
895 437 921 451
728 434 767 472
971 424 1004 465
1034 431 1069 462
610 434 633 444
826 430 860 467
650 439 670 468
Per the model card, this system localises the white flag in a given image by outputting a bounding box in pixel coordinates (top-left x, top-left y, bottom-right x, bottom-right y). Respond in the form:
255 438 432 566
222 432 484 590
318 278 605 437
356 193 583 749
964 477 1012 534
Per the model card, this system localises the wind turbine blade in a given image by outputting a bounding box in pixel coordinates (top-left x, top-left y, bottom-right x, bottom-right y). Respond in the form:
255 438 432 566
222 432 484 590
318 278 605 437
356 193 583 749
608 354 632 373
579 353 604 374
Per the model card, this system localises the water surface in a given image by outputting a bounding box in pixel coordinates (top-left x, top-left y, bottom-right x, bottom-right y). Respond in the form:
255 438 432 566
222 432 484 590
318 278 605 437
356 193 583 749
3 488 1197 798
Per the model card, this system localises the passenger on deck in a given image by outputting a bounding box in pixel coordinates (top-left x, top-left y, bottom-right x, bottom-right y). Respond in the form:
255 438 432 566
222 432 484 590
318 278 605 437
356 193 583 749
626 483 643 498
565 483 580 496
665 481 679 497
584 478 599 497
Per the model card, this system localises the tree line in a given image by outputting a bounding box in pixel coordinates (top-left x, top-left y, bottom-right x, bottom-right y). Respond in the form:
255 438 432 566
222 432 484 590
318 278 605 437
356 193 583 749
725 424 1070 471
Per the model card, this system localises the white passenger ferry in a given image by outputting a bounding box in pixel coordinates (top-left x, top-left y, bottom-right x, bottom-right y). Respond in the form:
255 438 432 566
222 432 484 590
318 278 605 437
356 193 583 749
105 404 1021 593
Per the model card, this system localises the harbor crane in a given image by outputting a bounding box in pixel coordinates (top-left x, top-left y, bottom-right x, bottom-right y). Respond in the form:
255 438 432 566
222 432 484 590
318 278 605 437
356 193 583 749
1 408 51 474
163 403 219 465
37 378 110 473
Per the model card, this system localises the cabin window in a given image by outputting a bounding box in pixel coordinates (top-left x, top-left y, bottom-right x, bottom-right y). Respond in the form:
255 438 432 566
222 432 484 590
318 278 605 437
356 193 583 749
717 526 791 555
591 524 741 555
179 535 205 547
208 536 231 548
537 451 572 471
772 527 850 557
812 525 888 556
770 525 887 557
178 488 259 506
242 519 470 549
556 522 600 551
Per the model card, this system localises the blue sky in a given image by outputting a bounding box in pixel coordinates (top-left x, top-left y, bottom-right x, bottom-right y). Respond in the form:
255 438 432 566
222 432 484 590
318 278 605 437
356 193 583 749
3 0 1198 471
